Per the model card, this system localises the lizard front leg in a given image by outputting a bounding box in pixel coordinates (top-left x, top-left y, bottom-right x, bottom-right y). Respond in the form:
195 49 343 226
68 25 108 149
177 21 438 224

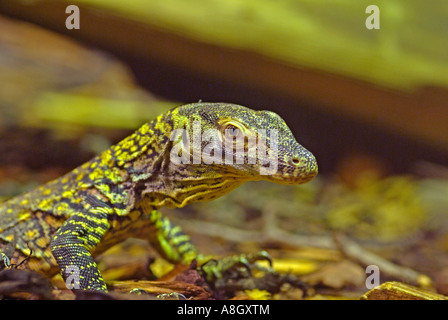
50 199 111 292
146 210 200 265
145 210 271 284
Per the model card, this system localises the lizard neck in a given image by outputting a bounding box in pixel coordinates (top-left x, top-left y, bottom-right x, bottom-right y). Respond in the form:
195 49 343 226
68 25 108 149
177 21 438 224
139 162 246 209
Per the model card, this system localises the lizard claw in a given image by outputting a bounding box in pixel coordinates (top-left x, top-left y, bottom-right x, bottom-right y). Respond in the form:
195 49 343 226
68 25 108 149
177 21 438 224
246 250 272 267
0 253 11 271
157 292 188 300
198 250 273 286
129 288 149 295
198 259 221 281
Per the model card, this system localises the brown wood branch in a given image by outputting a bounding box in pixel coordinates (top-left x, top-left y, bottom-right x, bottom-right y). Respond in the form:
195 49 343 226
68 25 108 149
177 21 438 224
333 235 431 288
107 280 210 300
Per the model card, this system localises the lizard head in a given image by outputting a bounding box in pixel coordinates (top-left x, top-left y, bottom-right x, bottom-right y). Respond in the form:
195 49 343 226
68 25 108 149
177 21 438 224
137 102 317 208
171 102 318 185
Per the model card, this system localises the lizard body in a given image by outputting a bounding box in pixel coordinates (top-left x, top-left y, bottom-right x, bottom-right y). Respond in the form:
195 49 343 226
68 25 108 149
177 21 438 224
0 102 317 291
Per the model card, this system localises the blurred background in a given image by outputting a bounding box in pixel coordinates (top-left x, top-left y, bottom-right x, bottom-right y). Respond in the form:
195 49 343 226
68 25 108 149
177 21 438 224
0 0 447 298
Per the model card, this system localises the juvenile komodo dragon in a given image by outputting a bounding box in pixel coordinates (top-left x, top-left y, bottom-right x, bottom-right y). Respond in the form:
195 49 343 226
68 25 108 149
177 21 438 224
0 102 317 292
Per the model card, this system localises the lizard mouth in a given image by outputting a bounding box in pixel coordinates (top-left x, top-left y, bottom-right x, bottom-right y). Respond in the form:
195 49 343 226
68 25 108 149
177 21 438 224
258 155 318 185
264 164 318 185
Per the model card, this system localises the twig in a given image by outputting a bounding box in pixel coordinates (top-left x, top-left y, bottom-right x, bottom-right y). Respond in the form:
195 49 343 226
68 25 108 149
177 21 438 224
334 234 430 287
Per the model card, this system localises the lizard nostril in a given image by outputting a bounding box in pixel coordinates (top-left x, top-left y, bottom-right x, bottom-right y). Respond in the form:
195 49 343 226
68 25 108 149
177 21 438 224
292 157 302 165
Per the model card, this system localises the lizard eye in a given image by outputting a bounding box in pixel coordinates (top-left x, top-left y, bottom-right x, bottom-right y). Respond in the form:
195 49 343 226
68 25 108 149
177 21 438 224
223 123 243 141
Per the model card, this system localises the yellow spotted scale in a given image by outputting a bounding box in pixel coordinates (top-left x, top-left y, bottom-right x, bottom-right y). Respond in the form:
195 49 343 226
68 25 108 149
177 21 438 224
0 103 317 291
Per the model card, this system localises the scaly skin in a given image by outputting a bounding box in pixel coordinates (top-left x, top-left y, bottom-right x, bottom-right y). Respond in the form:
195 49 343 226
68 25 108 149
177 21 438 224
0 102 317 291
